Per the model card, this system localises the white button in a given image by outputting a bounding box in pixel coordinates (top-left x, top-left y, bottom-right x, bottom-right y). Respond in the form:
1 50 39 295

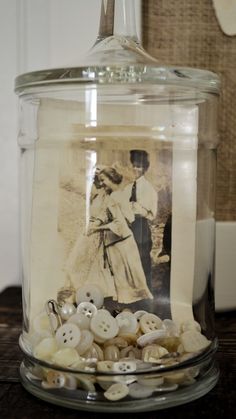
64 374 78 390
33 311 51 336
134 310 148 322
33 337 58 361
112 360 137 373
140 313 162 333
97 376 114 390
179 352 195 363
137 375 164 387
104 383 129 401
55 323 81 348
76 284 104 308
177 343 184 354
76 330 94 355
76 374 96 392
52 348 81 367
162 319 180 337
137 330 167 347
92 332 107 344
41 381 60 390
117 333 137 345
77 302 97 318
180 331 211 353
116 312 138 334
164 372 186 384
29 366 45 380
154 383 178 392
128 382 154 399
97 360 114 372
59 303 76 321
185 366 200 379
46 370 66 388
90 309 119 340
120 345 141 359
180 320 201 333
158 336 180 352
113 375 137 385
135 360 153 371
92 342 105 361
69 358 96 372
83 342 104 361
97 375 136 391
142 344 169 363
104 345 120 361
104 336 128 349
67 313 90 330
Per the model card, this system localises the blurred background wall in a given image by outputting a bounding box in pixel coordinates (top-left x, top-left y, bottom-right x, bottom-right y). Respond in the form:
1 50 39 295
142 0 236 221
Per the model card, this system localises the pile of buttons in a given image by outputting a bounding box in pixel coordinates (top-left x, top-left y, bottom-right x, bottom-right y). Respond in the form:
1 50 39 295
28 284 211 401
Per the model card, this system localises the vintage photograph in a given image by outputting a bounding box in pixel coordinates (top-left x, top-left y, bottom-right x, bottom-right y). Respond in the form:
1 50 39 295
58 143 172 317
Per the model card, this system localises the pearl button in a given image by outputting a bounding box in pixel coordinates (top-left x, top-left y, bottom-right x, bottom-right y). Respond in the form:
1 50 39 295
59 302 76 321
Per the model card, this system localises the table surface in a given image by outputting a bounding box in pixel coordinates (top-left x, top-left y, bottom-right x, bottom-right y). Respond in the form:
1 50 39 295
0 287 235 419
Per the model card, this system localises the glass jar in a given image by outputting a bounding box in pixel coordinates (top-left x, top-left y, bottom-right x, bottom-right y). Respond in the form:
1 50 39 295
15 0 220 412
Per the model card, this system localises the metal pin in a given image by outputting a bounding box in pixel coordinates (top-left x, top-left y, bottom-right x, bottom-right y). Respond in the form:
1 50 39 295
45 299 62 333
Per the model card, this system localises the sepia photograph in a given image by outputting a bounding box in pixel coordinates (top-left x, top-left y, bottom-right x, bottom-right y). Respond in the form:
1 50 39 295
58 143 172 317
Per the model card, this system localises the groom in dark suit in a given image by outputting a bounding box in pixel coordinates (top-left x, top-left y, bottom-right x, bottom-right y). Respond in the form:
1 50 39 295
126 150 158 292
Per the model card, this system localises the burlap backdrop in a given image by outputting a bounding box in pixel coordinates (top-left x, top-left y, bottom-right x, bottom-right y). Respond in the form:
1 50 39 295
143 0 236 221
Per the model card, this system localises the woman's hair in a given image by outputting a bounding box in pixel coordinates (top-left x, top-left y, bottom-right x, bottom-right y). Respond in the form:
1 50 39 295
100 167 123 185
93 172 103 189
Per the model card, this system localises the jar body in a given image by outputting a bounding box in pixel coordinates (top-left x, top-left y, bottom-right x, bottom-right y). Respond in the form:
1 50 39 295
18 81 219 411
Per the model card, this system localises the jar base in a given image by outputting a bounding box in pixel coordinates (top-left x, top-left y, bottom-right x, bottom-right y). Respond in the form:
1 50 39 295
19 358 219 412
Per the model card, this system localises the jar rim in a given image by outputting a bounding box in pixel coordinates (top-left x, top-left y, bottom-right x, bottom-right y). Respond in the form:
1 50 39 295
15 64 220 94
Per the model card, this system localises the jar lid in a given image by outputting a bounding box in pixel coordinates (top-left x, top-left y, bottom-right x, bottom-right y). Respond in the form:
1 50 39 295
15 64 220 95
